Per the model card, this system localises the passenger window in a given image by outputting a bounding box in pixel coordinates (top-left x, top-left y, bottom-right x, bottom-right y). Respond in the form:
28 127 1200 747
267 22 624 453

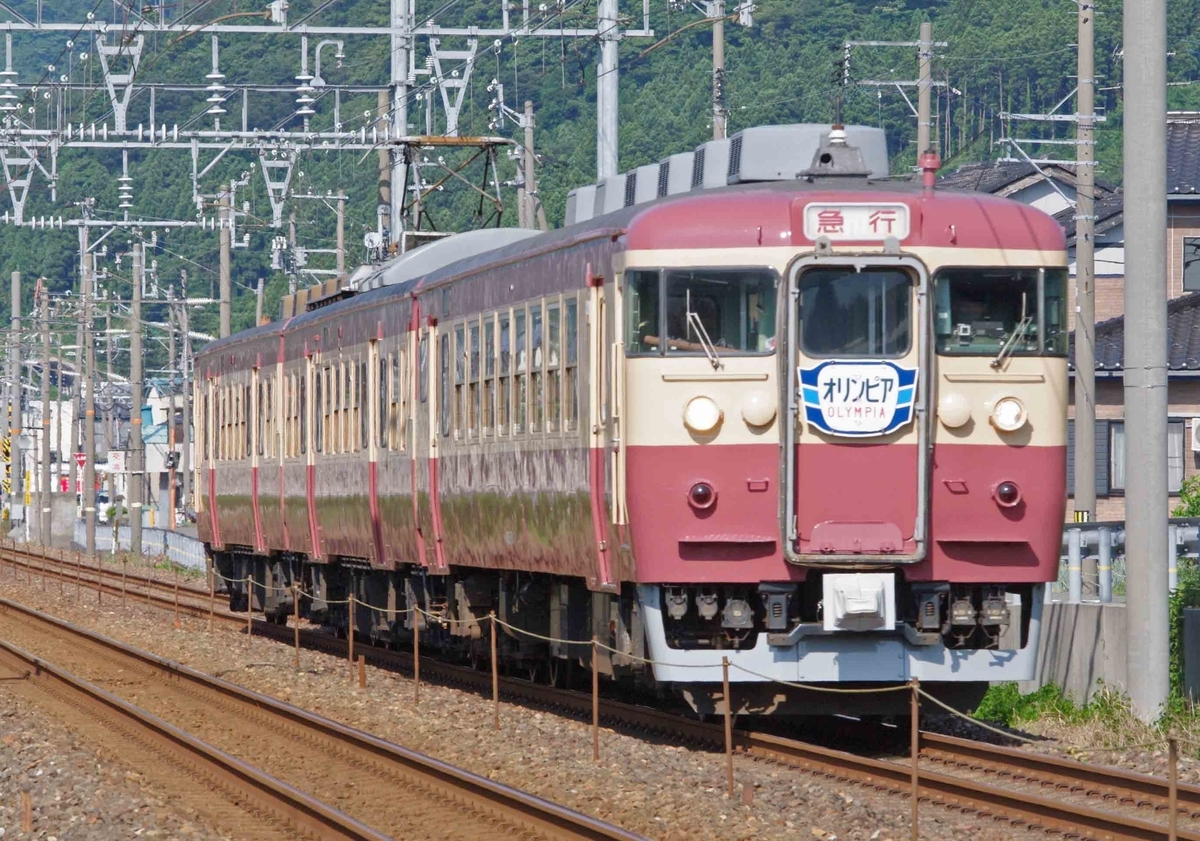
515 309 527 434
498 313 511 433
531 304 544 433
299 372 307 454
315 368 324 453
380 354 389 450
799 268 910 357
469 321 480 437
455 324 465 439
359 361 368 450
440 332 451 437
484 317 495 435
419 333 428 404
565 298 578 428
547 301 560 432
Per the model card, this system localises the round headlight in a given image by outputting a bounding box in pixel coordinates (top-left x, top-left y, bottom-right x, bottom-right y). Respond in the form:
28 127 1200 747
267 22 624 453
741 390 777 428
937 392 972 429
990 396 1028 432
683 395 723 433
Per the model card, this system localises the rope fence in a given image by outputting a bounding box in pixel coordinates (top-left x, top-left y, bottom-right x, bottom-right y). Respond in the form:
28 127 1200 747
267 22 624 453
2 539 1195 838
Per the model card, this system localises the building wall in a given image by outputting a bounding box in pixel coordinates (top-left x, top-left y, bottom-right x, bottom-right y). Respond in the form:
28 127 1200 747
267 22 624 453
1066 273 1126 332
1066 378 1200 521
1168 203 1200 299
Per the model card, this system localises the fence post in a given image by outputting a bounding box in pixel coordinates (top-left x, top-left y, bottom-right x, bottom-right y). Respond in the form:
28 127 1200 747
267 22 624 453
490 611 499 731
121 557 127 608
910 678 920 841
1067 527 1082 604
413 610 421 705
96 553 102 606
173 566 180 630
1098 526 1113 603
592 635 600 763
246 578 253 643
348 593 356 669
208 573 215 633
293 585 301 669
1169 524 1180 593
75 551 81 601
723 656 734 798
1170 729 1179 841
358 654 366 689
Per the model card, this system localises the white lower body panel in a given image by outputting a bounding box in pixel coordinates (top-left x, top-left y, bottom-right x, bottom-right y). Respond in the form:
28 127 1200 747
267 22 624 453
636 583 1045 684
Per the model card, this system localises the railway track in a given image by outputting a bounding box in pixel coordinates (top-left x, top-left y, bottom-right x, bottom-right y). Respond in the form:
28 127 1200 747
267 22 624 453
0 596 645 841
3 542 1197 840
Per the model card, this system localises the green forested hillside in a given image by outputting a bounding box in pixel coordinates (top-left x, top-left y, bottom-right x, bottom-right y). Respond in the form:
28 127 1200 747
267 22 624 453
1 0 1196 370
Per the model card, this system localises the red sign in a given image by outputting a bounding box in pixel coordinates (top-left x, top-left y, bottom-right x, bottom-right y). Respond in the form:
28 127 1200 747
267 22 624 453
73 452 86 468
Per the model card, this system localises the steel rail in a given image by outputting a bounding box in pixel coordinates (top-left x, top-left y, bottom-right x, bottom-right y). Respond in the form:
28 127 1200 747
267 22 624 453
4 543 1196 839
0 598 646 841
0 635 391 841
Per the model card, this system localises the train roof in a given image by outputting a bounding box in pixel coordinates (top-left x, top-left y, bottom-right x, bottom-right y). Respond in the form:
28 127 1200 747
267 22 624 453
198 173 1065 361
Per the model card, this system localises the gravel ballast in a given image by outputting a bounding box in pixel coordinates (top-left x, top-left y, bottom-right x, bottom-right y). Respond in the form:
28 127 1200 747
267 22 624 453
0 687 226 840
0 567 1048 841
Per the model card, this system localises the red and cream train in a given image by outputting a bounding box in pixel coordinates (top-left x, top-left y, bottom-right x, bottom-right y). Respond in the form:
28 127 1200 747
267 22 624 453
196 127 1067 713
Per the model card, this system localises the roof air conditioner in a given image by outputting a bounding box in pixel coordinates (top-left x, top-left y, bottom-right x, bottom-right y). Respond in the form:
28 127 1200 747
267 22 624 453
1191 419 1200 452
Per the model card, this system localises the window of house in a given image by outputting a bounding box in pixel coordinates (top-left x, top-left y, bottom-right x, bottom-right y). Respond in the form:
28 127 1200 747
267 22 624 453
1109 420 1184 493
1185 238 1200 292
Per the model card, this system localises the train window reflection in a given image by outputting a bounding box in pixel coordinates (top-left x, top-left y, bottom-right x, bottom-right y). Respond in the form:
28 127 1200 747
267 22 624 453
934 268 1068 357
799 268 911 357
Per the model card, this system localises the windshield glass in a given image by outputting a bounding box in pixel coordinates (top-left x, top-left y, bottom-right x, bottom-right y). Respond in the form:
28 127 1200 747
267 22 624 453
625 268 777 355
934 267 1067 356
798 268 911 357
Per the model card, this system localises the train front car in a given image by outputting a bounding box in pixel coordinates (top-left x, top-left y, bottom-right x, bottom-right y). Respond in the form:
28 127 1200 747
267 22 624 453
620 145 1068 714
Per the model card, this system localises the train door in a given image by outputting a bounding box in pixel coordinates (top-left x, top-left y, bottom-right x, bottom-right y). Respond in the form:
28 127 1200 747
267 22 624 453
784 253 931 564
412 316 440 570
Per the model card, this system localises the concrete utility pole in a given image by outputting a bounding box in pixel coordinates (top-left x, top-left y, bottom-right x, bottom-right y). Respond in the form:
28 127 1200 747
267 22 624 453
180 271 192 513
39 282 50 544
130 244 144 555
9 271 20 522
218 184 232 338
288 210 299 294
390 0 411 232
917 21 933 155
377 89 393 249
520 101 549 232
1074 2 1098 537
711 0 727 140
336 194 346 274
69 232 84 505
82 249 96 555
597 0 620 178
167 286 176 531
1124 0 1169 723
103 310 115 542
255 277 264 326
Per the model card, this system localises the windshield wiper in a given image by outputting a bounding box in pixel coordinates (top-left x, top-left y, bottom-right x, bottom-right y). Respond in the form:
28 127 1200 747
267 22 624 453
991 291 1033 369
685 289 723 370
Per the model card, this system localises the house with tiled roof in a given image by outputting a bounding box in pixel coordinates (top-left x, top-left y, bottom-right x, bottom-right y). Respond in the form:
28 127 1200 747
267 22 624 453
1066 293 1200 520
